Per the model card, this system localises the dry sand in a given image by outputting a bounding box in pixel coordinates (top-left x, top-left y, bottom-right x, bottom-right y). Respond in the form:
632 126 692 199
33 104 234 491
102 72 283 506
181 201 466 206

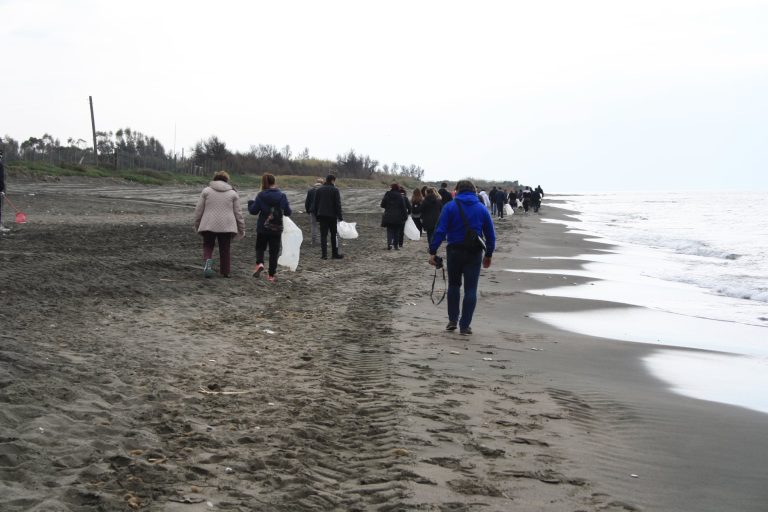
1 177 767 511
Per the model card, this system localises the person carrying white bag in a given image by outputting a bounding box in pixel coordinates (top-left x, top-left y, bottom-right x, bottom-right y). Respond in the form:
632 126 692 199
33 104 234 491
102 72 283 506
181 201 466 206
380 183 408 250
247 173 293 282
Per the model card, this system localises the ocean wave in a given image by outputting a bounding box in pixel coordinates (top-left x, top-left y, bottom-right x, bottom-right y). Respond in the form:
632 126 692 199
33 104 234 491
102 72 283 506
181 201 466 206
673 278 768 303
713 286 768 303
669 240 741 260
634 235 742 261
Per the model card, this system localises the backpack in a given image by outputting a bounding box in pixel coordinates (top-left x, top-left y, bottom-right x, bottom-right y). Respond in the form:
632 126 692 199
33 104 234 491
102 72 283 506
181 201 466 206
264 204 284 232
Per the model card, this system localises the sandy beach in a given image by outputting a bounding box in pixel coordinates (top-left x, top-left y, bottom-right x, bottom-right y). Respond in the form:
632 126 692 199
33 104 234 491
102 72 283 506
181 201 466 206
2 177 767 511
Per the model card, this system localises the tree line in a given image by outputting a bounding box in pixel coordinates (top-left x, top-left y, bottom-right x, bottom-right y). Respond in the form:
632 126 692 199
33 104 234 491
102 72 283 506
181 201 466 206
1 130 425 181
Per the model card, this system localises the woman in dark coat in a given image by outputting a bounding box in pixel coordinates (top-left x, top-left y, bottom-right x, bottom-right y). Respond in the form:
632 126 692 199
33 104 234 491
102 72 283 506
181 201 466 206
397 186 412 248
248 173 292 282
380 183 408 250
420 187 443 245
411 188 424 236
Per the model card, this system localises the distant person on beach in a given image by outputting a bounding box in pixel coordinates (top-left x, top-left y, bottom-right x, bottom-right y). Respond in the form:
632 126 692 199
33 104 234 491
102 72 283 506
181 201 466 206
478 188 491 210
311 174 344 259
380 183 408 250
489 187 498 216
193 170 245 278
0 149 8 233
429 179 496 335
248 173 292 282
411 188 424 236
522 187 532 212
495 188 507 219
304 178 323 246
531 186 542 213
420 187 442 245
397 186 412 248
438 182 453 205
535 185 544 198
508 188 517 208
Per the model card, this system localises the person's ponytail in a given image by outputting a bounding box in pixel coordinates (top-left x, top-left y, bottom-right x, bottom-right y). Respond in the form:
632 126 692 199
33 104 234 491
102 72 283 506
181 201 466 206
261 173 276 191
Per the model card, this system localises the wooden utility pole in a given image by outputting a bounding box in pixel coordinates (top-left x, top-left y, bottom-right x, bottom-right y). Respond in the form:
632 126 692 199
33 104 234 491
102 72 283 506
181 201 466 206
89 96 98 165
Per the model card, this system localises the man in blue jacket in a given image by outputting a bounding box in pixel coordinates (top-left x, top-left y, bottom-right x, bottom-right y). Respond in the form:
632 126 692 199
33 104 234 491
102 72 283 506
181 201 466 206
428 180 495 335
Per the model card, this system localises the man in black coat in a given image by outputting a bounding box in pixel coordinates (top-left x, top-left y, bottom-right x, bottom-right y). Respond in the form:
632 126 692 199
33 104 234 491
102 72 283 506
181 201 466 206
531 187 542 213
304 178 323 245
495 188 507 219
438 182 453 205
311 174 344 259
489 186 498 216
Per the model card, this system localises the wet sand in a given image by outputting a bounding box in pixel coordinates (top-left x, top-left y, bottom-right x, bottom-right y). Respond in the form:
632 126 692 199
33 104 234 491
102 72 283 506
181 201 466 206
1 178 767 511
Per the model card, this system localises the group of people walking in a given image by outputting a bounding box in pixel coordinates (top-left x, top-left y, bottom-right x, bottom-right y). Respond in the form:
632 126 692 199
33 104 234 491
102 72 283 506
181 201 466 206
380 184 443 248
478 184 544 216
195 171 542 338
193 172 344 282
380 180 499 335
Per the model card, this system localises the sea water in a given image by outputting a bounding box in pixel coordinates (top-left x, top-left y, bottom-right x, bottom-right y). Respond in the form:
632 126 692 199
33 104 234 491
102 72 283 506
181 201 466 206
513 191 768 414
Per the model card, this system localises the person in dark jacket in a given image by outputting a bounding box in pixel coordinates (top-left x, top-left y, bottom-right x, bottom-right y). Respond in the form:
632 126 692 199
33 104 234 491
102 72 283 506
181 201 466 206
495 188 507 219
508 188 517 208
248 173 292 282
489 187 498 216
420 187 442 245
438 182 453 205
429 180 496 336
380 183 408 250
311 174 344 259
410 188 424 236
531 187 542 213
0 150 7 233
522 187 532 212
304 178 323 246
397 186 412 248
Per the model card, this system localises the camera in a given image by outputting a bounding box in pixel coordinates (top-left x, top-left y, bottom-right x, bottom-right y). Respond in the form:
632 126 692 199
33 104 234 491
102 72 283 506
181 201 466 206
434 255 443 269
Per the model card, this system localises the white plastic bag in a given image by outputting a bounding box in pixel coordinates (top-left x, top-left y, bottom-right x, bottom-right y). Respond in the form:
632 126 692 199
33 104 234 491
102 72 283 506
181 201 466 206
278 217 303 271
337 220 358 239
504 203 514 216
404 216 420 240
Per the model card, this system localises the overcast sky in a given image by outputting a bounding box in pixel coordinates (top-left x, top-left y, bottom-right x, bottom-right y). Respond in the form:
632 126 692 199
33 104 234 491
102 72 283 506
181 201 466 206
2 0 766 191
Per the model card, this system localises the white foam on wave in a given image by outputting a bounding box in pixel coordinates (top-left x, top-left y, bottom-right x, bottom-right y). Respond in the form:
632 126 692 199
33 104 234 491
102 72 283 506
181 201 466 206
508 246 768 326
553 191 768 308
531 307 768 415
531 308 768 356
528 191 768 414
643 350 768 415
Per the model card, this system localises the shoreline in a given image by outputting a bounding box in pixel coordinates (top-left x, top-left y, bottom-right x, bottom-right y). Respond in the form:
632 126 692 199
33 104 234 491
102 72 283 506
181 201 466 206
465 203 768 510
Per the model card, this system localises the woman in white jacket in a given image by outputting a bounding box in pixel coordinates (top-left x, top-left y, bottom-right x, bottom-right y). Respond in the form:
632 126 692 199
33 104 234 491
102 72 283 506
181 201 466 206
193 171 245 277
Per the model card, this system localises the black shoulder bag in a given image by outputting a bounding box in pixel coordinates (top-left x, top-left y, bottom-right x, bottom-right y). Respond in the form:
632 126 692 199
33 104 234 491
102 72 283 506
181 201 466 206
455 201 486 252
